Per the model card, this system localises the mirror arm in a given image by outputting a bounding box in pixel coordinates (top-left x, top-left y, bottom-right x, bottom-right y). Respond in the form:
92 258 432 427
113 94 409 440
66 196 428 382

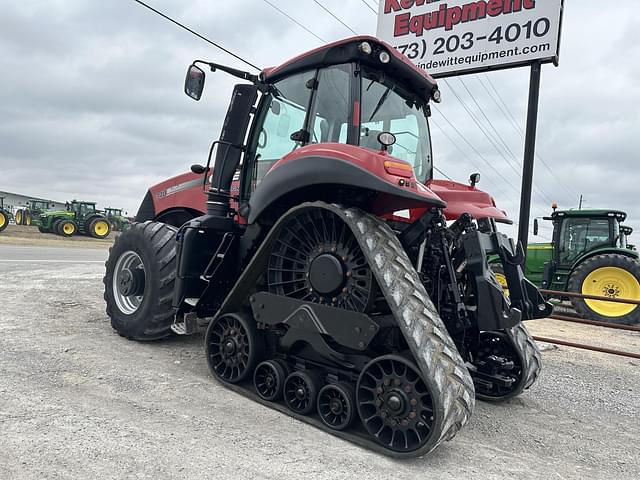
194 60 260 84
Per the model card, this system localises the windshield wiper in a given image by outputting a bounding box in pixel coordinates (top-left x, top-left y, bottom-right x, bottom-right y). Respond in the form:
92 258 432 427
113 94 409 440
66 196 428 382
368 86 394 122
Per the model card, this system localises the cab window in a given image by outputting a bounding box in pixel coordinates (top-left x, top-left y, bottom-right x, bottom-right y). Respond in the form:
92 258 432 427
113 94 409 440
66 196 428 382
252 71 316 190
360 69 432 184
308 64 352 144
559 218 611 264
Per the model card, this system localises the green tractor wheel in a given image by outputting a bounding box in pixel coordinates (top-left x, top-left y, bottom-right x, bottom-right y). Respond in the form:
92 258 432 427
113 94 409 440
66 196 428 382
24 211 32 226
568 254 640 325
59 219 78 237
53 219 64 236
15 209 23 225
38 225 46 233
0 210 8 232
491 264 510 298
89 217 111 239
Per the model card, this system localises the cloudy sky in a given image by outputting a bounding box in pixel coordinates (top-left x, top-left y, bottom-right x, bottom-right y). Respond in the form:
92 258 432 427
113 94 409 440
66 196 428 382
1 1 639 241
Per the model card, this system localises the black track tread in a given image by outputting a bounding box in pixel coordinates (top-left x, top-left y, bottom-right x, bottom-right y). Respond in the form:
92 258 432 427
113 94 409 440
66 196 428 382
339 206 475 454
511 322 542 390
103 221 178 341
567 253 640 325
479 322 542 403
477 265 542 401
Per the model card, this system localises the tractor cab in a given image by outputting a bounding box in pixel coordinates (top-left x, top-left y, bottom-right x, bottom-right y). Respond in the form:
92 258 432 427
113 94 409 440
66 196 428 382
69 201 97 216
27 200 50 214
547 209 629 267
104 208 123 218
183 36 508 224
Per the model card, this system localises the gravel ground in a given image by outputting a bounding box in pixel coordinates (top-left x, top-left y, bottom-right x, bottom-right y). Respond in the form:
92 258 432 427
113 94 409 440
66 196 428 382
0 247 638 480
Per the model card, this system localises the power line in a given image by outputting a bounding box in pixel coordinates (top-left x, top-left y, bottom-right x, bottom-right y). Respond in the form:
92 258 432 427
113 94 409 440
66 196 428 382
431 118 508 197
454 77 557 205
261 0 326 43
432 105 520 195
312 1 358 35
131 0 260 70
480 74 579 202
434 166 453 181
360 0 378 14
441 80 523 179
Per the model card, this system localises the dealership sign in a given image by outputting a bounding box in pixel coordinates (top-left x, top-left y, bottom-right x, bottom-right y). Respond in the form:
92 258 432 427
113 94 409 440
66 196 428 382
376 0 564 77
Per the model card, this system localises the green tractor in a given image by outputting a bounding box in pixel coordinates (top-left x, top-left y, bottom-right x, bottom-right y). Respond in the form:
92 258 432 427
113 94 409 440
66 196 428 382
103 208 130 232
15 199 52 226
0 197 10 233
39 200 112 239
522 209 640 324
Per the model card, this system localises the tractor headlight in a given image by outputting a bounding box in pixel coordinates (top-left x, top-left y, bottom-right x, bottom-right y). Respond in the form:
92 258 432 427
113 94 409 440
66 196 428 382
379 50 391 64
358 42 373 55
432 89 442 103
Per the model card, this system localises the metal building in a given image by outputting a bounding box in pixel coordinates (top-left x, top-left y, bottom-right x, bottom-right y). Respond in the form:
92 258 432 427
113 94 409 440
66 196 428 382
0 190 66 215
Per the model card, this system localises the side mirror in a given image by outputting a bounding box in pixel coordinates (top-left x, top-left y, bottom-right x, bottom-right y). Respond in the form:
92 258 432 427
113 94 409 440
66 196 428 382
469 173 481 187
185 64 205 101
533 218 539 236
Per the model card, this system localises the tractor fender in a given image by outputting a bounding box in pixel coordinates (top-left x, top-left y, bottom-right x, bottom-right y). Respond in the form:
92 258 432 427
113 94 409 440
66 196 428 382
247 155 446 224
569 247 640 277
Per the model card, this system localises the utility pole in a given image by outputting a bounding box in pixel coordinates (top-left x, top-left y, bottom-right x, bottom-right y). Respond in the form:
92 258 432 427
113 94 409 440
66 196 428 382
517 61 542 257
579 195 583 210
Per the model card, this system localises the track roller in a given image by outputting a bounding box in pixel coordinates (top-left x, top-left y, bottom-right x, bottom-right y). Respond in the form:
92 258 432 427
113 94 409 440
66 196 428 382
254 359 289 401
206 313 262 384
283 370 322 415
357 355 438 454
317 382 356 431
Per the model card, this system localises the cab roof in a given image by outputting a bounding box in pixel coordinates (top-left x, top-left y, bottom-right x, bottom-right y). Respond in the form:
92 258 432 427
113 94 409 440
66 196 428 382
262 36 438 100
551 209 627 221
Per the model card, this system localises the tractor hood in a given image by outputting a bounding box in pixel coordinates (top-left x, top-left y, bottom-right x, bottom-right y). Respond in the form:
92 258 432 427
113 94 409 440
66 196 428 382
426 179 512 224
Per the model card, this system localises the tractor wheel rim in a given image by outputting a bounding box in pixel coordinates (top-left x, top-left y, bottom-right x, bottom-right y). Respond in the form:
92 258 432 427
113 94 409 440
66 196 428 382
494 272 510 298
63 223 75 235
582 266 640 317
94 221 109 236
0 213 5 228
113 251 146 315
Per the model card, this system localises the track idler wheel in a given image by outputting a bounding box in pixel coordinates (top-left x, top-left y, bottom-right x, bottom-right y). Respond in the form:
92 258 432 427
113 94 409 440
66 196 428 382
357 355 438 454
283 370 322 415
317 383 356 431
206 313 262 384
472 323 541 401
253 359 289 401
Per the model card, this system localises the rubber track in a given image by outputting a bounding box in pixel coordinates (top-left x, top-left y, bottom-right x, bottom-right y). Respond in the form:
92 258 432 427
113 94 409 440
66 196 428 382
506 322 541 391
340 206 475 452
208 202 475 456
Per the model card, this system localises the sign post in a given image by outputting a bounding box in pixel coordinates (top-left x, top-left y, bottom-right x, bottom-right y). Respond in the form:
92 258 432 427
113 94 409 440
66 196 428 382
376 0 564 251
518 61 542 253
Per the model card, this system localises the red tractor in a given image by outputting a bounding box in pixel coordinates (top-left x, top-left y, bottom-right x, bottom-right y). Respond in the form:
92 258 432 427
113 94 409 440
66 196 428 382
105 36 551 457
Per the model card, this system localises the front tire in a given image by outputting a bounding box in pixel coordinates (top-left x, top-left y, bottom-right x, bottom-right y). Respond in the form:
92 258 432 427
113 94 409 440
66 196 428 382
0 211 8 232
90 217 111 239
53 219 64 235
568 254 640 325
103 221 177 340
59 220 77 237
